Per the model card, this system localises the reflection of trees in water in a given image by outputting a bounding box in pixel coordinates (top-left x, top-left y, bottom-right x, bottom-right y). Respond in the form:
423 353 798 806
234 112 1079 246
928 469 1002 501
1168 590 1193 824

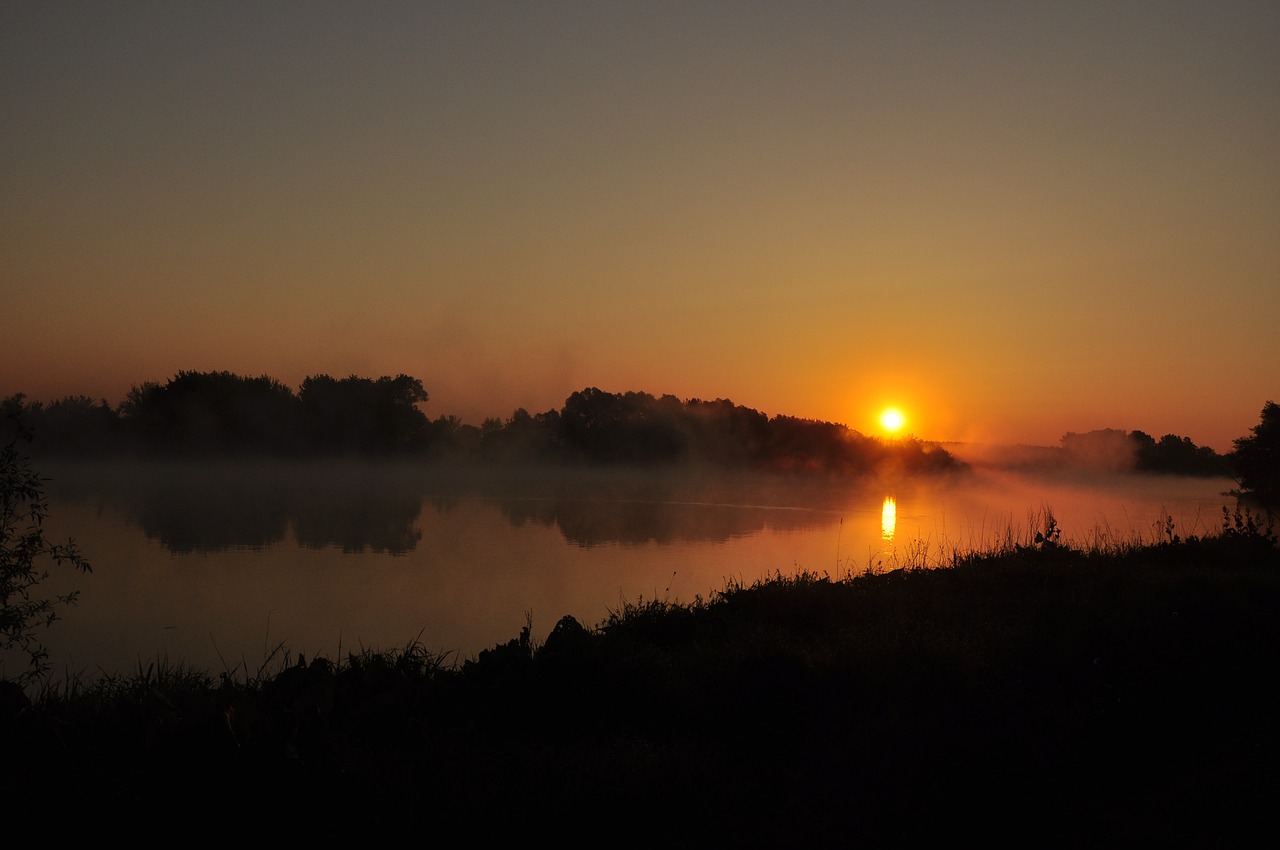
493 468 848 546
498 497 833 547
46 462 855 552
292 489 423 555
46 462 427 555
56 468 297 553
129 484 292 553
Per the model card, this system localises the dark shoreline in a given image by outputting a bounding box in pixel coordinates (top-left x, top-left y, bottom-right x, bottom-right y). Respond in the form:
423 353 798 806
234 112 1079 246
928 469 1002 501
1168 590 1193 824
4 516 1278 842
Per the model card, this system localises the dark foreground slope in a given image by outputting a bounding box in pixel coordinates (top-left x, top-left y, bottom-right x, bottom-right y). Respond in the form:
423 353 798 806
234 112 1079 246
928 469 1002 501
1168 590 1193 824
5 516 1278 844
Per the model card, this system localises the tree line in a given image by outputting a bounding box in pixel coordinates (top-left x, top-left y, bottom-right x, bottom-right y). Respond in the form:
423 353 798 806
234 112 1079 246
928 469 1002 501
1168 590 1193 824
3 372 429 457
1058 427 1232 476
1054 408 1278 508
2 371 959 476
6 373 1276 500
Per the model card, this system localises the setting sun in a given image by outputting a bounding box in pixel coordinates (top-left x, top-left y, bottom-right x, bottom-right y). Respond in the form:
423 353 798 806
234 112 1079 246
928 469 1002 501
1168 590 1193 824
879 408 906 434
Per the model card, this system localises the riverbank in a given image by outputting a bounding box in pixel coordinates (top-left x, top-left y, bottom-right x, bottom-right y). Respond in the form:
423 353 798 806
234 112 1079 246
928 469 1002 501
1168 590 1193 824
4 511 1278 843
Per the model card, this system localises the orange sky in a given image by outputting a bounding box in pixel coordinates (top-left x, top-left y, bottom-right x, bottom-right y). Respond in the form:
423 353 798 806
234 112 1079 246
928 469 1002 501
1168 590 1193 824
3 3 1277 452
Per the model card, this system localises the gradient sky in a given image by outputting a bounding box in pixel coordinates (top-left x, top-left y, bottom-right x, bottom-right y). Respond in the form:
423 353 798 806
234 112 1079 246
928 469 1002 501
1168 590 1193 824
4 2 1277 451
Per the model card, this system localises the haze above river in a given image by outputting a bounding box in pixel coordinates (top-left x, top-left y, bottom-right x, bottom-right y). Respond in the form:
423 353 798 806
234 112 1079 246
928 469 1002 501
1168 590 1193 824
11 459 1236 681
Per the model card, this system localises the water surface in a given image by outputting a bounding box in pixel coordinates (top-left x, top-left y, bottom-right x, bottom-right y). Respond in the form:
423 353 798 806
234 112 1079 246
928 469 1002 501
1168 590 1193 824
13 460 1234 680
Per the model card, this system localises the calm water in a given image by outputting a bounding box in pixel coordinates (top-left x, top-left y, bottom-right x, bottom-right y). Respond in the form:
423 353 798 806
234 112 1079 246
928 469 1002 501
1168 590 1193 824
10 459 1235 681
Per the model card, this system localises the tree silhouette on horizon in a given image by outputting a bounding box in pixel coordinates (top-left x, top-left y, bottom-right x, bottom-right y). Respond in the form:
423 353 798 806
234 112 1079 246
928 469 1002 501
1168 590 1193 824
1233 401 1280 508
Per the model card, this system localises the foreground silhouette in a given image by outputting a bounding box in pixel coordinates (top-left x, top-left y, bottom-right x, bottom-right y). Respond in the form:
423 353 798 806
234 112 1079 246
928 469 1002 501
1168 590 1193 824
5 513 1277 842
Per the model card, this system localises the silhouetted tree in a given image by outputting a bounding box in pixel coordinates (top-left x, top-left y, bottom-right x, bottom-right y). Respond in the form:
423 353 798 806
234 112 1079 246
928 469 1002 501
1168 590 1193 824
684 398 770 464
551 388 959 474
119 371 300 455
1131 430 1229 476
1130 431 1156 459
8 375 966 474
1060 429 1136 472
423 414 481 457
559 388 685 463
481 408 560 460
0 395 124 456
298 374 428 454
1233 402 1280 509
38 396 123 455
764 415 853 472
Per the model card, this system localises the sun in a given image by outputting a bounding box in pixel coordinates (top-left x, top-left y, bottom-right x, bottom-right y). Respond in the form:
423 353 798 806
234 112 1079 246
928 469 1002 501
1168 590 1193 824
879 408 906 435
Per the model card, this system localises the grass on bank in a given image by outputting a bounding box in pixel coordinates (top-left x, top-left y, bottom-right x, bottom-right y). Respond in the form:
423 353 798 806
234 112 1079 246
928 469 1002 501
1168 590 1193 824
2 507 1278 843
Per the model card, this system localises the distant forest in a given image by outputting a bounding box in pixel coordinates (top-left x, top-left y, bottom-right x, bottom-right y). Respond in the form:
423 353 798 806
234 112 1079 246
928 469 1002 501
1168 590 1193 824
3 371 1234 477
1061 428 1231 477
2 371 959 476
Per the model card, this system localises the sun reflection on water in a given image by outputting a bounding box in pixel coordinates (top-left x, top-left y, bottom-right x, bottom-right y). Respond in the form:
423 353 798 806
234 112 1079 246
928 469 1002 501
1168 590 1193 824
881 496 896 541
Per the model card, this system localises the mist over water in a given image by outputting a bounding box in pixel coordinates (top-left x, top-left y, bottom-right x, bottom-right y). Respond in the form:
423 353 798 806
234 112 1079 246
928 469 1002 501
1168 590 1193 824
11 460 1236 681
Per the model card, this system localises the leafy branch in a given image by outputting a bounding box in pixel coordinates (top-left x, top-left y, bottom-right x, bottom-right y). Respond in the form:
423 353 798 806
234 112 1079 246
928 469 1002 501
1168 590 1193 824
2 417 92 685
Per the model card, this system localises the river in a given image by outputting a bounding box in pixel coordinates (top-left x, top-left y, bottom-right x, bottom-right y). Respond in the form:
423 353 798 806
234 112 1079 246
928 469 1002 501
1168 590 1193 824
9 458 1235 681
